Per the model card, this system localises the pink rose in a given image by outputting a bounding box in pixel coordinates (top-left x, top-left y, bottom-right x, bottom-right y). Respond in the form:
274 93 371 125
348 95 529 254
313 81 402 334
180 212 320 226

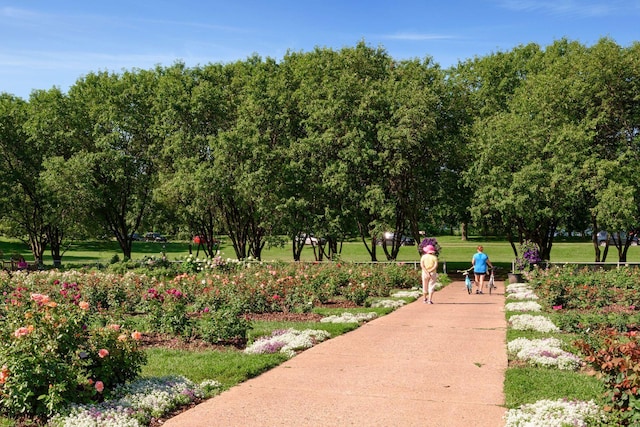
30 293 50 304
98 349 109 358
95 381 104 393
14 327 30 337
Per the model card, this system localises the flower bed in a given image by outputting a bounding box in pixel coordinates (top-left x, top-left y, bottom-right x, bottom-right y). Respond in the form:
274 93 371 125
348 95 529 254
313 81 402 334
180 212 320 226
506 266 640 425
0 261 421 424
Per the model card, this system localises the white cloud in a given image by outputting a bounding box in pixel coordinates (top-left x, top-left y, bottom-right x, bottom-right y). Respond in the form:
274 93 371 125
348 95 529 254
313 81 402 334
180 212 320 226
495 0 640 18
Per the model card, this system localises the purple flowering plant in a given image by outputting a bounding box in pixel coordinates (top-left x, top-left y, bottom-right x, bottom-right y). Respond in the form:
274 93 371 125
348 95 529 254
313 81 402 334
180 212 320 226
515 240 541 271
418 237 441 256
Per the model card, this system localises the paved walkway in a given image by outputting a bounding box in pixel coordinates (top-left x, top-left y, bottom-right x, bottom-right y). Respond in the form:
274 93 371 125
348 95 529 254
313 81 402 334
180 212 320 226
163 281 508 426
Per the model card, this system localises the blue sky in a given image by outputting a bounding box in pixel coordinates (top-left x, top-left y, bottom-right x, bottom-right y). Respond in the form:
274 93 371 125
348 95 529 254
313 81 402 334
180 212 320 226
1 0 639 99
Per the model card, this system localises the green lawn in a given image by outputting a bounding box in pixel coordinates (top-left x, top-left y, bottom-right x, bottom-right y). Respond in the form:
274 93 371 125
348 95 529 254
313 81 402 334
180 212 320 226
1 235 638 269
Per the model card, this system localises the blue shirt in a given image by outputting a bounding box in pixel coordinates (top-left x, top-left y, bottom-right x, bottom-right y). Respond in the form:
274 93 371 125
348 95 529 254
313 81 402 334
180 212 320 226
473 252 489 273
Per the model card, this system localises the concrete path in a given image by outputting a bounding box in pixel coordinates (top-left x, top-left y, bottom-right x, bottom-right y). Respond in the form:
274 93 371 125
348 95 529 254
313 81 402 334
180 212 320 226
163 281 508 426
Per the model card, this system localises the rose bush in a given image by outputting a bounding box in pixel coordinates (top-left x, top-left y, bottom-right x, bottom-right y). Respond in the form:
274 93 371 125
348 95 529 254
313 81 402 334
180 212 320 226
0 284 145 417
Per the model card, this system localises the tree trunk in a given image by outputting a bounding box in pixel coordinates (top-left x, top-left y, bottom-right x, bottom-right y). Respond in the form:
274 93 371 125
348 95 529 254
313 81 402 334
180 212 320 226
47 226 64 267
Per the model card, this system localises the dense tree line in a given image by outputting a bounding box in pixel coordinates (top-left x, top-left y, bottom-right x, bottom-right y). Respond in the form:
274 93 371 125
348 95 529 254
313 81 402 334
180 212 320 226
1 38 639 264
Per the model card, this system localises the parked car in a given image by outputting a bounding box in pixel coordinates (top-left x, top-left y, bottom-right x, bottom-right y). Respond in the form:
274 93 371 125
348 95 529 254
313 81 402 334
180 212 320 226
144 232 167 242
296 233 326 245
597 231 638 246
131 233 143 241
378 232 415 246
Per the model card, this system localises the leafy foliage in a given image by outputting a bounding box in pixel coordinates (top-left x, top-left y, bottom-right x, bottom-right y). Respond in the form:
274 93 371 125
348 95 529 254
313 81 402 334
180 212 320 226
576 331 640 425
0 284 145 417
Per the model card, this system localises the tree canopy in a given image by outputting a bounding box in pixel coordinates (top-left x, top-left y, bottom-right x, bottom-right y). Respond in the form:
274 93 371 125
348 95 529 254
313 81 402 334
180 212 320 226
1 38 639 264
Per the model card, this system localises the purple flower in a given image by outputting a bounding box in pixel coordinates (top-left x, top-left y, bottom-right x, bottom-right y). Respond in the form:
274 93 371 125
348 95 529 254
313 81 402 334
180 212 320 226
419 237 441 255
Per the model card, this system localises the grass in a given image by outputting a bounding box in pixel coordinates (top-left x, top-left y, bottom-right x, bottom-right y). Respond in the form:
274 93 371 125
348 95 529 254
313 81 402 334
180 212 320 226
135 302 402 413
247 320 359 343
504 367 604 408
141 348 288 388
504 309 607 416
141 305 395 394
3 234 639 267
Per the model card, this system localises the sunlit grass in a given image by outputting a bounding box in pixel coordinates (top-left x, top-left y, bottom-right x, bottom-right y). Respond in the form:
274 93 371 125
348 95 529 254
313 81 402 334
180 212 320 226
505 367 604 408
3 235 639 266
142 317 369 389
141 348 287 388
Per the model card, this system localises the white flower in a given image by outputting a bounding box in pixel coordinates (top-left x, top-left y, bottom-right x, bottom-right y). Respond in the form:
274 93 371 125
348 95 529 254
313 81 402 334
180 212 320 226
391 290 422 299
504 399 606 426
371 299 406 308
199 379 222 391
509 314 559 332
49 376 208 427
320 312 378 323
244 329 331 357
505 301 542 312
507 291 539 300
506 284 533 294
507 337 581 370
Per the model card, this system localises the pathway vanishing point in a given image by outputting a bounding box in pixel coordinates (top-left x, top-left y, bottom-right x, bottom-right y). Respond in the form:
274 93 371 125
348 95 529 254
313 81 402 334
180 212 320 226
163 281 508 426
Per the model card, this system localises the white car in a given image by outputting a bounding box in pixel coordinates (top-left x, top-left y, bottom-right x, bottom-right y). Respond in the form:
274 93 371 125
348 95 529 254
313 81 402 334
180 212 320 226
296 234 326 245
378 232 415 246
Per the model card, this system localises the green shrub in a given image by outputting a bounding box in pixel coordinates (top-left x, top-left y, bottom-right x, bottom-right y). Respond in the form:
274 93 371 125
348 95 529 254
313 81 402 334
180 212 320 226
196 306 252 344
576 330 640 425
145 287 193 337
0 291 145 417
340 282 370 305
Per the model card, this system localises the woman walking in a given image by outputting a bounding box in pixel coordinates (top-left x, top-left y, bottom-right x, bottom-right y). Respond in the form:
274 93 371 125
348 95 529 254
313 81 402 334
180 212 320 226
472 245 493 294
420 244 439 304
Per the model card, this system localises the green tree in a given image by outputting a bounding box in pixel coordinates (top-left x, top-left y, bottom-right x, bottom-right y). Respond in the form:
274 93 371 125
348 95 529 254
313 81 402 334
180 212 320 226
465 40 592 261
582 39 640 262
62 69 161 259
0 94 50 262
152 62 232 258
25 88 91 266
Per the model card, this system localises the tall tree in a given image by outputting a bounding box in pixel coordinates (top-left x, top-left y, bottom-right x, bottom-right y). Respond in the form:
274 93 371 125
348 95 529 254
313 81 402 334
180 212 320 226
152 62 232 258
583 39 640 262
0 94 50 263
62 69 161 259
25 88 91 266
465 40 592 260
